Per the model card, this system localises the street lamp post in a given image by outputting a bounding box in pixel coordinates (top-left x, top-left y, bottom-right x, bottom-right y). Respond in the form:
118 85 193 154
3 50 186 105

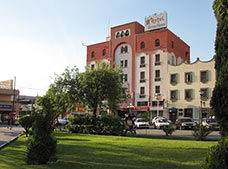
127 103 134 117
155 93 159 117
199 90 205 125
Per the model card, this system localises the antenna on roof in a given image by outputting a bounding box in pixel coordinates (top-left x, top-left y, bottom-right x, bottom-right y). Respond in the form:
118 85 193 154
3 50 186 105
107 17 111 37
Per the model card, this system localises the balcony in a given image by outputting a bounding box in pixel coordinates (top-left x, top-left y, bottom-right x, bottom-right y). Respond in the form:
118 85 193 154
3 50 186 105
155 62 161 66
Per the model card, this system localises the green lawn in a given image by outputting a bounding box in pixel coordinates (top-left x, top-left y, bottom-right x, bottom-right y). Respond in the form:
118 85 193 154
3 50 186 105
0 132 217 169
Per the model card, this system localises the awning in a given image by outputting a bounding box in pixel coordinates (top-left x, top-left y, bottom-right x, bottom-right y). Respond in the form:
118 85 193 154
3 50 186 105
134 106 149 111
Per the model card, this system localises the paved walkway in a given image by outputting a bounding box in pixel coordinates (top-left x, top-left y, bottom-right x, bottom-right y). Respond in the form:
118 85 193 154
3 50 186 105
136 129 221 139
0 124 24 149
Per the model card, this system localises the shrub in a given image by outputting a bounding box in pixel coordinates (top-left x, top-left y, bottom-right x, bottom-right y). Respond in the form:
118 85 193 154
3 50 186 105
66 114 126 136
27 114 57 165
162 125 175 136
193 124 212 141
19 115 34 137
201 137 228 169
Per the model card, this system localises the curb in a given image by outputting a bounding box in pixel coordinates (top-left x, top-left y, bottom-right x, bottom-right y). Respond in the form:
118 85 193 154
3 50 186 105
0 132 24 150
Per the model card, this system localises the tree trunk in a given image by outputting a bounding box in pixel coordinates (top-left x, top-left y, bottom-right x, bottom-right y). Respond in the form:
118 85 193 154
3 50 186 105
93 108 97 116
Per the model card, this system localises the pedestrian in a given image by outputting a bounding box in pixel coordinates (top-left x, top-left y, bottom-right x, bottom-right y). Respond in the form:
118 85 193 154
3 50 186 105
7 114 10 128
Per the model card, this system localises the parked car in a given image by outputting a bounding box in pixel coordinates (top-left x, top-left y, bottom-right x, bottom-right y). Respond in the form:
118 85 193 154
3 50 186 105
202 118 219 130
176 117 196 130
153 118 170 129
151 116 171 125
134 118 149 129
57 117 69 125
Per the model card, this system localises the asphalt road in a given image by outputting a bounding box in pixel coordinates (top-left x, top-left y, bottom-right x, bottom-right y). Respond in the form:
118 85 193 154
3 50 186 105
136 128 221 139
0 124 24 149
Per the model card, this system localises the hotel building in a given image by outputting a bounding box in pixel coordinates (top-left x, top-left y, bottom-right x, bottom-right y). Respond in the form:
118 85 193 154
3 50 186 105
86 13 190 118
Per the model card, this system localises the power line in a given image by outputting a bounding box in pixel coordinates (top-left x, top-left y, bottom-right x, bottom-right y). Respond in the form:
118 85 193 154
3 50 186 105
17 86 47 91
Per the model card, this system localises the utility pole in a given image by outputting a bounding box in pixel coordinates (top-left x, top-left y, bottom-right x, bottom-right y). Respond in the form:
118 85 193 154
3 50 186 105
12 76 16 113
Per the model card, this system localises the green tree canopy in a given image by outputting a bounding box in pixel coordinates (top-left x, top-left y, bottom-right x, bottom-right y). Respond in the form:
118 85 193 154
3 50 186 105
80 62 123 115
211 0 228 137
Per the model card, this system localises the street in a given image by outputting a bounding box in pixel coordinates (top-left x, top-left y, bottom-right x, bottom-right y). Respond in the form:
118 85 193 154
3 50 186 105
136 128 221 139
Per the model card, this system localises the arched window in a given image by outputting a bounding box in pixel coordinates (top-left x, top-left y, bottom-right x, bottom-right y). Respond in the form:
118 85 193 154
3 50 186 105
116 32 120 38
121 31 125 37
155 39 160 47
125 30 129 36
140 42 145 49
91 51 95 58
102 49 106 56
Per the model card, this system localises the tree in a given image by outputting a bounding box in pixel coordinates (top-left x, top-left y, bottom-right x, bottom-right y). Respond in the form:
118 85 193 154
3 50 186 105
27 95 57 164
211 0 228 137
19 115 34 137
51 66 82 117
26 67 81 165
80 62 122 116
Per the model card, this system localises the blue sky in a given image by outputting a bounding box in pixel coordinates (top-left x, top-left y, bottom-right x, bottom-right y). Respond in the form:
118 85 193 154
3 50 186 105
0 0 216 96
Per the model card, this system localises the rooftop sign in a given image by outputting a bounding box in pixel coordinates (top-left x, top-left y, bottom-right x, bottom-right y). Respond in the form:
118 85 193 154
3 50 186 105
145 13 167 31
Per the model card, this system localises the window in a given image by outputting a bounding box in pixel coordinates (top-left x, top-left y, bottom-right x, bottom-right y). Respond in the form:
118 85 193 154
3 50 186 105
140 87 145 95
120 60 124 67
123 74 128 82
140 72 145 83
116 32 120 38
184 108 193 118
170 74 177 85
185 52 189 58
200 88 208 101
140 56 145 67
155 39 160 47
121 31 125 37
185 89 192 101
125 30 129 36
171 55 175 65
155 86 160 94
159 101 164 106
170 90 177 101
200 71 208 83
152 101 157 106
140 87 145 98
137 101 148 107
116 29 130 39
102 49 106 56
121 88 128 98
125 46 128 53
124 60 128 68
121 46 128 54
171 41 174 49
155 70 160 81
155 54 161 65
185 72 192 84
140 42 145 49
91 51 95 58
121 47 124 53
91 64 95 70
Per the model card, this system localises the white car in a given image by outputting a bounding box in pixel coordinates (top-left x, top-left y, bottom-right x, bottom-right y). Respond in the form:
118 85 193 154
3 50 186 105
202 118 219 130
134 118 149 129
151 116 171 125
58 117 69 125
153 118 170 129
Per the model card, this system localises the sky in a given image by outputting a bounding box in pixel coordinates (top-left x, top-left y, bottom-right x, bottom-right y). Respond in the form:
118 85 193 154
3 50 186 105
0 0 216 96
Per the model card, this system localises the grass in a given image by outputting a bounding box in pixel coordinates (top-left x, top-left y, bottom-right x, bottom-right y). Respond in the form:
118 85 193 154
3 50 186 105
0 132 217 169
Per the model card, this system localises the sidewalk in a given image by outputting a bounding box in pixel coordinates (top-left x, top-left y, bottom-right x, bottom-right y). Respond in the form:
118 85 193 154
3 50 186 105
0 124 24 150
